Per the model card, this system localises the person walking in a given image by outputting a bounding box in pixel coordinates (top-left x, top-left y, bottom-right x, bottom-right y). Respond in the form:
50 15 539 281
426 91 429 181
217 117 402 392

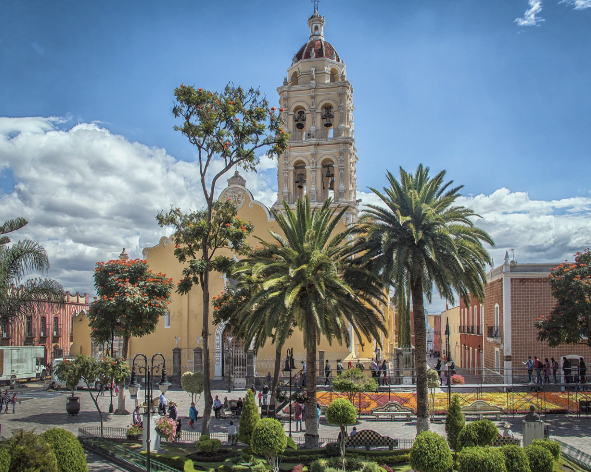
336 359 343 376
563 357 572 384
435 359 442 385
324 360 332 386
262 384 269 406
11 393 17 414
316 403 321 430
580 358 587 385
551 357 559 383
295 401 303 432
381 360 389 386
168 402 178 421
534 357 543 384
228 421 238 445
523 356 534 383
158 392 168 415
544 358 551 384
189 402 198 429
133 405 142 427
370 358 378 379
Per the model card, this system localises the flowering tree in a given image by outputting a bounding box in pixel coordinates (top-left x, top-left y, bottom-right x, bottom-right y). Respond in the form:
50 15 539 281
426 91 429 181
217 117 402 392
88 258 172 413
536 249 591 348
156 83 288 435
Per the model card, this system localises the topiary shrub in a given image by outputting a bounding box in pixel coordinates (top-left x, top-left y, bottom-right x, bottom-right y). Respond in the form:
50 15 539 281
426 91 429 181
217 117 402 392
0 448 9 472
196 434 222 455
409 431 453 472
445 393 465 450
457 446 507 472
325 442 340 457
310 459 329 472
525 444 554 472
327 456 364 471
456 419 498 450
5 430 58 472
251 418 289 472
531 439 561 461
361 461 379 472
40 428 87 472
501 445 531 472
326 398 357 469
238 390 260 445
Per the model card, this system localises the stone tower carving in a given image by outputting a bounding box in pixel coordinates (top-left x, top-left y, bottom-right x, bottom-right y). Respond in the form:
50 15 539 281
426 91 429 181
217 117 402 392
274 10 358 222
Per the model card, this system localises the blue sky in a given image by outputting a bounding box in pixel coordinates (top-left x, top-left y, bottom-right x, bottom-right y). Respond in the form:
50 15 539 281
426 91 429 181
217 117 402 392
1 0 591 309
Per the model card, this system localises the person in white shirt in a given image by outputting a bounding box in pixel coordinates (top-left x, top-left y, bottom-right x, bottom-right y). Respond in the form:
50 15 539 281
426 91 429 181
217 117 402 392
227 421 238 445
159 393 168 415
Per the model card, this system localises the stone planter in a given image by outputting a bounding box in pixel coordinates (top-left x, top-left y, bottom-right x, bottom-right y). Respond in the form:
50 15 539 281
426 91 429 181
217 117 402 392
126 434 141 441
66 396 80 416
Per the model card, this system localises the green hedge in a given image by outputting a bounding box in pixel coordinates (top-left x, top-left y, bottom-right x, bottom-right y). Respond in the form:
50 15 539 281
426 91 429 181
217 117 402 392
457 446 506 472
5 430 58 472
524 445 554 472
530 439 561 461
457 419 498 450
501 445 530 472
0 448 9 472
409 431 453 472
41 428 87 472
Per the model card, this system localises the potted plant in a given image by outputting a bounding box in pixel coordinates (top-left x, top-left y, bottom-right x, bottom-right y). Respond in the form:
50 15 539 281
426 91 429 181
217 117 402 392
451 374 465 385
126 424 142 440
155 416 176 442
54 359 82 415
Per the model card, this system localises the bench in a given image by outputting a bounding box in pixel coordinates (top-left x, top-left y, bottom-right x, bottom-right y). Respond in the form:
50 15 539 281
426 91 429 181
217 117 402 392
371 401 414 421
461 400 504 421
344 430 398 450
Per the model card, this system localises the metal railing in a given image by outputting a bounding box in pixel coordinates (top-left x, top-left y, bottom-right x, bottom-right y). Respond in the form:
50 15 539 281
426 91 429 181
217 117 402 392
555 439 591 471
487 326 501 338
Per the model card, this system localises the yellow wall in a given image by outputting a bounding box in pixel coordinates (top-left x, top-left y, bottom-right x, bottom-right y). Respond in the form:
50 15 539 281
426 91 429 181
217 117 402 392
70 311 92 357
440 306 461 366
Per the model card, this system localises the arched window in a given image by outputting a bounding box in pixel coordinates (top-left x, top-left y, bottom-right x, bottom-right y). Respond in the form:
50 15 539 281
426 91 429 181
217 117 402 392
293 163 307 201
164 310 171 329
293 107 306 140
40 316 47 337
291 72 298 86
330 68 338 82
320 159 335 202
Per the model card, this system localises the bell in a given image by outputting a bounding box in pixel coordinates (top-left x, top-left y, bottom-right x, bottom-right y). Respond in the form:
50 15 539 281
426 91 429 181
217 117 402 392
325 167 333 178
295 173 306 189
296 122 305 130
328 178 335 191
323 118 332 128
322 107 334 128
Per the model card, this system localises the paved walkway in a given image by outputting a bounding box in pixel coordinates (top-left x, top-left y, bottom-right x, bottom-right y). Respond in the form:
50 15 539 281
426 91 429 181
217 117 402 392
1 380 589 463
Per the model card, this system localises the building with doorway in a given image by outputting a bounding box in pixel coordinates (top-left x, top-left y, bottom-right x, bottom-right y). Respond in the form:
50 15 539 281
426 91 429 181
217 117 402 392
121 8 395 383
482 252 591 383
1 292 89 364
459 296 484 376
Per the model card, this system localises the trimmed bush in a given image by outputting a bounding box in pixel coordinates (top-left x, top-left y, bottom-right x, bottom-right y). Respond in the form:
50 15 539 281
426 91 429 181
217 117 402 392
324 468 340 472
327 456 363 471
457 446 507 472
310 459 329 472
238 390 260 445
0 448 9 472
501 445 531 472
251 418 289 472
525 444 554 472
5 430 58 472
361 462 379 472
409 431 453 472
531 439 561 461
325 442 340 457
41 428 87 472
445 393 465 450
457 419 498 450
195 434 222 455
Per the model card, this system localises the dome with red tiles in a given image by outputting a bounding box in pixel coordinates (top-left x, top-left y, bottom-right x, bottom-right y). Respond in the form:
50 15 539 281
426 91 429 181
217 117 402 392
294 39 341 63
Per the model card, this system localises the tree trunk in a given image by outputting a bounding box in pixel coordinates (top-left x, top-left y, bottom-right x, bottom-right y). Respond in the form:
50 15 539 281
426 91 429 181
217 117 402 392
270 346 281 415
304 328 319 448
115 336 130 415
201 261 213 435
411 276 429 433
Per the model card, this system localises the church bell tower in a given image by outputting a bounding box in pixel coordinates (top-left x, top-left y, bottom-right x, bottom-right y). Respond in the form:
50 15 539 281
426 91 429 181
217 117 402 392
275 8 358 221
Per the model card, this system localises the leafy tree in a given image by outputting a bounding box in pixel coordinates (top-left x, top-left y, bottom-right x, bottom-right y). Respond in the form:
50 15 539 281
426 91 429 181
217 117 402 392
0 217 64 326
157 83 288 435
445 393 465 450
326 398 357 470
88 257 172 413
536 249 591 347
181 371 204 403
251 418 296 472
238 390 260 445
55 355 130 436
232 197 387 448
353 165 493 433
332 368 377 404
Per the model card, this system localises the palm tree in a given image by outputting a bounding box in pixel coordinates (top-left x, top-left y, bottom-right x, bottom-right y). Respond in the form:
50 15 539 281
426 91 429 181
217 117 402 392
354 165 493 433
0 218 64 326
233 197 387 448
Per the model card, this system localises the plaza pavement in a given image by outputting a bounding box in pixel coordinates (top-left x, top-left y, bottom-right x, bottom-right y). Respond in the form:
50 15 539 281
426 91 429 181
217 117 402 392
1 380 590 461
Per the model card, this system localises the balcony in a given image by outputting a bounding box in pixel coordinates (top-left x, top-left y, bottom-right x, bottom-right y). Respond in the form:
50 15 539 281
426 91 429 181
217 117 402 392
52 325 62 341
487 325 501 342
39 325 48 339
24 328 36 346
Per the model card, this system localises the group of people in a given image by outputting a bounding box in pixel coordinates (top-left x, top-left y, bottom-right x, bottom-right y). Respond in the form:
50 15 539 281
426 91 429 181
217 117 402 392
0 390 17 414
523 356 587 384
293 401 322 431
434 358 456 385
213 394 244 419
369 358 389 386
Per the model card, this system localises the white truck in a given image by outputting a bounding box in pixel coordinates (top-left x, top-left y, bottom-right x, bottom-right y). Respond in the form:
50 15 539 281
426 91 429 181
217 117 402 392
0 346 47 383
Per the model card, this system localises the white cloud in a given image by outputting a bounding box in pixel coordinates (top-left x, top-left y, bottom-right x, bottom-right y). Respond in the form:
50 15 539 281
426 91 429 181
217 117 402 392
516 0 545 26
561 0 591 9
0 117 277 298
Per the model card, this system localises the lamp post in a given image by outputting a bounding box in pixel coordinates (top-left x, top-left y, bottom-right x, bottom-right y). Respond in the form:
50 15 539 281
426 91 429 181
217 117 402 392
445 318 453 406
128 353 171 472
283 348 295 437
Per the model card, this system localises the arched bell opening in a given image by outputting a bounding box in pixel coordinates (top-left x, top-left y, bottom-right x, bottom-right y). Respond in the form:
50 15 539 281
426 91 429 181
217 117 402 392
291 71 299 86
292 107 307 141
320 159 335 202
293 161 307 202
330 68 339 83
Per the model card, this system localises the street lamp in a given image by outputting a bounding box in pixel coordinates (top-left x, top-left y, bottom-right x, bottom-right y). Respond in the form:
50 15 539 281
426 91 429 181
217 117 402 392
283 348 295 437
128 353 171 472
445 318 453 406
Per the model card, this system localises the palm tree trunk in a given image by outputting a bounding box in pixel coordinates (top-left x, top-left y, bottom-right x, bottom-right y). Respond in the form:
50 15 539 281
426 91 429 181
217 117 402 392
304 328 319 448
115 335 129 415
270 346 281 415
411 276 429 433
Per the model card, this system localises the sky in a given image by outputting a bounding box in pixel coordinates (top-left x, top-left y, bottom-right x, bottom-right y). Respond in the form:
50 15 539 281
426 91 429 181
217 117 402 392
1 0 591 313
